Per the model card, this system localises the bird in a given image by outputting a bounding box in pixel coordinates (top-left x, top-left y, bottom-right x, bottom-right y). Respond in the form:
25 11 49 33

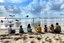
9 15 15 17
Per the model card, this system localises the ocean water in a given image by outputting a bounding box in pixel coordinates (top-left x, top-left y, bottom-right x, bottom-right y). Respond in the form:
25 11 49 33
0 18 64 28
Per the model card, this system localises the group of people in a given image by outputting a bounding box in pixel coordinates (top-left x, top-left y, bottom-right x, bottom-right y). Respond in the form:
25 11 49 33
8 23 61 34
8 24 32 34
44 23 61 33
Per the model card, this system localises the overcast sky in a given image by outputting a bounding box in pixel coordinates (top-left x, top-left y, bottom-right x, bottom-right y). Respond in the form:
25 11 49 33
0 0 64 18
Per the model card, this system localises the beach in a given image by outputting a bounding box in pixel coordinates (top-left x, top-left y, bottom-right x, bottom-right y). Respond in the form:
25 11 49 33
0 26 64 43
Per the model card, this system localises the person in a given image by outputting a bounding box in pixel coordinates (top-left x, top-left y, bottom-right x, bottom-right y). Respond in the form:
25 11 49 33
27 24 32 32
8 25 15 34
54 23 61 33
19 25 24 33
8 25 12 34
50 24 54 33
36 24 42 33
44 25 48 32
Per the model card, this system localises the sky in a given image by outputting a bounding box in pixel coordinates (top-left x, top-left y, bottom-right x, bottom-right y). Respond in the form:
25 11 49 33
0 0 3 2
0 0 64 18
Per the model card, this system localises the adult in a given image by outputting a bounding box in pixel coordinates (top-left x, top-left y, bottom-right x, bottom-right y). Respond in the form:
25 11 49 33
54 23 61 33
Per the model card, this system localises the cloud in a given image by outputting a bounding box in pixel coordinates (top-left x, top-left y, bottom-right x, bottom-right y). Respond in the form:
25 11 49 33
0 0 4 2
22 0 64 18
46 0 64 11
4 0 27 3
41 10 61 17
0 0 64 18
22 0 43 17
61 4 64 9
4 5 21 14
40 0 64 17
6 0 64 17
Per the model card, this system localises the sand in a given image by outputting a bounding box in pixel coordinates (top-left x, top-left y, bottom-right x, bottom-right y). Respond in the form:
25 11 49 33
0 26 64 43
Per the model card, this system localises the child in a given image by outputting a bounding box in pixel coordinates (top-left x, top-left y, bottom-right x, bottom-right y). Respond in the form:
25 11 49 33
36 25 42 33
19 25 24 33
27 24 32 32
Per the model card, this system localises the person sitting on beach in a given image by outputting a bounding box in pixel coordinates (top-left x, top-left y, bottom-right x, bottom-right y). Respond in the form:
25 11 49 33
19 25 24 33
8 25 12 34
36 24 42 33
50 24 54 33
54 23 61 33
8 25 15 34
44 25 48 32
27 24 32 32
